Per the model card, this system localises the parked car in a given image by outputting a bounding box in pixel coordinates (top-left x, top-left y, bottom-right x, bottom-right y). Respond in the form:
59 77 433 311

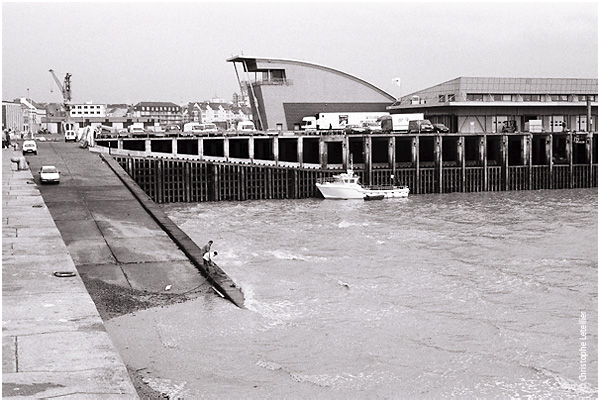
363 122 383 134
22 140 37 155
129 127 146 137
408 119 435 133
502 120 518 133
344 124 366 134
39 165 60 184
164 125 181 132
433 123 450 133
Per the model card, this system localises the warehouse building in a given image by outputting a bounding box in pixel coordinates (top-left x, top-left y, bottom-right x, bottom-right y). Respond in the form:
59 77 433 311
227 56 395 131
388 77 597 134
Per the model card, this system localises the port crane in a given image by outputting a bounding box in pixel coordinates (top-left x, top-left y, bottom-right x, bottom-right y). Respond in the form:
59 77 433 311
49 69 78 139
49 69 72 113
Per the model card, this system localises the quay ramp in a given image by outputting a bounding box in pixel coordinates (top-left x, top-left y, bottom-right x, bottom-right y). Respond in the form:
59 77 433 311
24 141 244 307
100 153 245 308
2 148 138 399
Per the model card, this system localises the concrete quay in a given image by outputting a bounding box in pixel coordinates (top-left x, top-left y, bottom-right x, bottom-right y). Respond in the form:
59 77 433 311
2 148 139 399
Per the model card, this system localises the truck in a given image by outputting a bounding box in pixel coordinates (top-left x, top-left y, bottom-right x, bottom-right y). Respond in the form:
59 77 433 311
380 113 425 133
524 120 543 133
300 112 390 132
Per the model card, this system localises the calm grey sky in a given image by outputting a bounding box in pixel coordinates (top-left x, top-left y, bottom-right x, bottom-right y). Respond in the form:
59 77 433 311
2 2 598 105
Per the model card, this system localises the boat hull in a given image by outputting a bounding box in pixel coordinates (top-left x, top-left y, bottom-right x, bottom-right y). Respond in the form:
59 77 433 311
316 183 409 199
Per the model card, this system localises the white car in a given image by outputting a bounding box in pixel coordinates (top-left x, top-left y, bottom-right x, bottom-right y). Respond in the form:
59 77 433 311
39 165 60 184
129 127 146 136
22 140 37 155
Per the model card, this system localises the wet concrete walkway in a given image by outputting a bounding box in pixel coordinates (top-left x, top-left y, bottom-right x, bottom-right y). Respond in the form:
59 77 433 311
2 147 139 399
25 141 207 294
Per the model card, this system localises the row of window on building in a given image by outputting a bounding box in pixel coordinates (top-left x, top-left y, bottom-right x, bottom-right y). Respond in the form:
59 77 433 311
139 106 180 112
74 105 103 109
438 94 598 103
72 111 103 115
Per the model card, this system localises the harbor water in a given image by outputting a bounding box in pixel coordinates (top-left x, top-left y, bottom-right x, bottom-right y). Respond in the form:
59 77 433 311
106 188 598 399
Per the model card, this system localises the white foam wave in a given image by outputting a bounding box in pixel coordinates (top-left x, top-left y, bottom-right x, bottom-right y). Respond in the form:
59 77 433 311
266 249 305 261
142 376 191 400
255 359 334 388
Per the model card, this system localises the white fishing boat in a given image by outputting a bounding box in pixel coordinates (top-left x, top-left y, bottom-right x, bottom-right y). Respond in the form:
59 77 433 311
316 169 409 199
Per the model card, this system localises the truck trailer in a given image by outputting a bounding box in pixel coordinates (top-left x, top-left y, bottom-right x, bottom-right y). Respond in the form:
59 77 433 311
380 113 425 133
301 112 389 132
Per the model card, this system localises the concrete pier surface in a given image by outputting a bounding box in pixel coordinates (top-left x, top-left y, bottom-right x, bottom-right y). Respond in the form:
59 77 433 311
2 148 139 399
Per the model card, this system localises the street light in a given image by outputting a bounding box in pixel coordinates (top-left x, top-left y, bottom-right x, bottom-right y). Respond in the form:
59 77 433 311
27 88 33 138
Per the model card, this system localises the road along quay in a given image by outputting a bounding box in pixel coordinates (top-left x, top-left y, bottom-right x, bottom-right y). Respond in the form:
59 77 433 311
2 148 138 399
4 140 245 398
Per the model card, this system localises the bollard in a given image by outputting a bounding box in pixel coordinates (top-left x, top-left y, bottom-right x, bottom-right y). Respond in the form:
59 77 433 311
18 156 28 170
10 156 19 171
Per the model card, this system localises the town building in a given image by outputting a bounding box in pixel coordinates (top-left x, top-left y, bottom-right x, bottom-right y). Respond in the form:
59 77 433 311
227 56 396 131
18 98 46 135
133 101 183 126
106 104 129 118
2 101 24 133
70 103 106 118
388 77 598 133
182 98 252 129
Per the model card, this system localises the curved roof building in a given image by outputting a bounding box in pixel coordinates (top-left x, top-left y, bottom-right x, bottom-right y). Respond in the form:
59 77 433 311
227 56 396 130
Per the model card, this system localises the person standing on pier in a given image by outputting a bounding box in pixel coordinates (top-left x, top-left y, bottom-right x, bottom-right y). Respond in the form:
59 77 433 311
201 240 213 257
203 251 218 273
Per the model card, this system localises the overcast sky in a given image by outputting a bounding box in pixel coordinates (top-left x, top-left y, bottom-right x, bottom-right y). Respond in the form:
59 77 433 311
2 2 598 105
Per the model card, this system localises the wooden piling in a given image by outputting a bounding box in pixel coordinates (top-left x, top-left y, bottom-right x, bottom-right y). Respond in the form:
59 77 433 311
434 135 442 193
412 136 420 194
107 130 596 204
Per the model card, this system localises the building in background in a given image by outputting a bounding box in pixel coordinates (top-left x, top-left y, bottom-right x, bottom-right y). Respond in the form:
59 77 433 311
70 103 106 119
182 97 252 129
133 101 183 127
388 77 598 133
227 56 396 131
19 98 46 135
2 101 24 133
106 104 129 118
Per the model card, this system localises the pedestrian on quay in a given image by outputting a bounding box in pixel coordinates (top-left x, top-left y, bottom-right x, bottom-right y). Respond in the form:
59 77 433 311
201 240 213 257
203 251 218 272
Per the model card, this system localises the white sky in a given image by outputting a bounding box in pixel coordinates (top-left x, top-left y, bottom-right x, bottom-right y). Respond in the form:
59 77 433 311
2 2 598 105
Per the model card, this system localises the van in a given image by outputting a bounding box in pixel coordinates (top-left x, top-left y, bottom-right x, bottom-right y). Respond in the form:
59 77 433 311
237 121 256 132
183 123 203 134
64 130 77 142
199 123 219 134
408 119 434 133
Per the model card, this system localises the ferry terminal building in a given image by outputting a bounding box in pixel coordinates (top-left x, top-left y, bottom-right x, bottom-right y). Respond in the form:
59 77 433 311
227 56 597 135
94 57 597 197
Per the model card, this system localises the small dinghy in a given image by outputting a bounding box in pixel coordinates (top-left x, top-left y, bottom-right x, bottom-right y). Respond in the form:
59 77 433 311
363 194 385 201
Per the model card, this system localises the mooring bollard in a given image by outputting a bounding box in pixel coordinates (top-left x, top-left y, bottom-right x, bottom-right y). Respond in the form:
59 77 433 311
18 156 28 170
11 156 28 170
10 156 19 171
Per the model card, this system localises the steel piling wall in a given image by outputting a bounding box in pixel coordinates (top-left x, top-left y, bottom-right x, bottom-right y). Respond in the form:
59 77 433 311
113 155 597 203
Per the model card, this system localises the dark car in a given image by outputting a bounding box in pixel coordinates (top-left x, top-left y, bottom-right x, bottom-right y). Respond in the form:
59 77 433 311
408 120 435 133
433 123 450 133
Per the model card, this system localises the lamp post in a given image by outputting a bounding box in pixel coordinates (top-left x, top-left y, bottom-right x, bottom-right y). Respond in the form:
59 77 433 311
27 88 33 138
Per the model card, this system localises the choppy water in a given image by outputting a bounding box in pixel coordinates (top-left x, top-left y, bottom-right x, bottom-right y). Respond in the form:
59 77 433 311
106 188 598 399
